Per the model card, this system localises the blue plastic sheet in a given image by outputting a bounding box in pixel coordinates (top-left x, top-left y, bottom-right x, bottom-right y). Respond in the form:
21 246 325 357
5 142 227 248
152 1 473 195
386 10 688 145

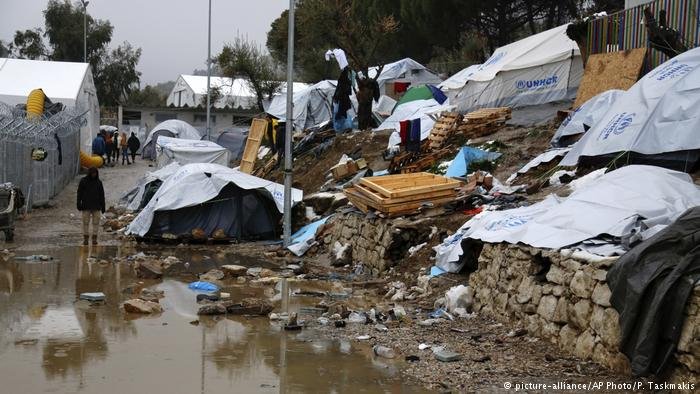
287 216 332 256
188 281 220 292
445 146 502 178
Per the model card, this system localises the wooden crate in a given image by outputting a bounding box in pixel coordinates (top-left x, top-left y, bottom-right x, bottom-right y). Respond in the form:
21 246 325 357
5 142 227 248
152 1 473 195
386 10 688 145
239 118 268 174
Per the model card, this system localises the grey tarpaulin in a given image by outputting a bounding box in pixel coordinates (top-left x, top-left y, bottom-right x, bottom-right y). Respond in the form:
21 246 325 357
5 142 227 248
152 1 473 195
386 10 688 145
607 206 700 376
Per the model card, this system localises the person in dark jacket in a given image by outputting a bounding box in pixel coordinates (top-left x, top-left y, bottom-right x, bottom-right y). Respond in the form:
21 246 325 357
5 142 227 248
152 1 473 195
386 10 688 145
127 132 141 162
92 134 106 157
77 167 105 245
104 132 114 164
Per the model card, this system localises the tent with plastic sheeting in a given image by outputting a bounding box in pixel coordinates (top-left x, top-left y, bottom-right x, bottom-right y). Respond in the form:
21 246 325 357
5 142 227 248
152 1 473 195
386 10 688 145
215 129 247 161
434 165 700 273
119 162 181 211
142 119 203 160
266 80 340 132
561 46 700 171
394 85 448 107
155 136 230 169
378 97 455 148
551 89 624 147
450 24 582 113
126 163 303 241
369 58 443 96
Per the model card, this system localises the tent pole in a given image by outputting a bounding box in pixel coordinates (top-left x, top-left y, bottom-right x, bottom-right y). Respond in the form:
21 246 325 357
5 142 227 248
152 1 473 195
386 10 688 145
205 0 212 141
282 0 295 248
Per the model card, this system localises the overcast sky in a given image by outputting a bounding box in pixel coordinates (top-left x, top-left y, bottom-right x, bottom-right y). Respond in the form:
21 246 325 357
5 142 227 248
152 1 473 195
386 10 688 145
0 0 289 84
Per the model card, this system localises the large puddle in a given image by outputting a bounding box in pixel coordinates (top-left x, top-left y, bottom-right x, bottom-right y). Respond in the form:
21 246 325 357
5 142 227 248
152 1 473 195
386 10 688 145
0 246 429 393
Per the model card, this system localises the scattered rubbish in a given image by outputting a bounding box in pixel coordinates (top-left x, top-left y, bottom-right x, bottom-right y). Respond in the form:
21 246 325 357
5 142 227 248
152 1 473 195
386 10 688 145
391 305 407 321
472 354 491 363
417 319 441 327
405 355 420 362
15 255 53 261
287 216 331 256
123 299 162 314
284 312 302 331
506 328 528 338
429 266 446 277
196 293 220 303
79 292 105 302
375 324 388 332
334 320 346 328
356 335 371 341
418 343 431 350
445 285 473 313
188 281 220 292
348 312 367 324
408 242 427 257
428 307 453 320
219 292 231 299
373 345 396 359
445 146 502 178
434 349 462 362
317 317 330 326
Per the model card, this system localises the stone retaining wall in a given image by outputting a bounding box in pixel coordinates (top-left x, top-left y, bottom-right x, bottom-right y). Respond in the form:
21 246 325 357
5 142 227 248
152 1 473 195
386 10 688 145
469 243 699 380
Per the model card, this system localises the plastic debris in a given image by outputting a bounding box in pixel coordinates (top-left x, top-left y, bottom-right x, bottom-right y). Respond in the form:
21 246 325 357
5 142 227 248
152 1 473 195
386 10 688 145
79 292 105 302
188 281 220 292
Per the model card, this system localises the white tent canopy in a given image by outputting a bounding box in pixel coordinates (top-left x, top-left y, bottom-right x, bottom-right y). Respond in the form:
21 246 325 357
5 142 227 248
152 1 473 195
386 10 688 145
0 58 99 150
434 165 700 272
551 89 624 147
142 119 203 160
561 47 700 167
369 58 442 95
439 64 481 92
266 80 339 131
450 24 583 112
119 162 181 211
126 163 303 237
155 136 230 169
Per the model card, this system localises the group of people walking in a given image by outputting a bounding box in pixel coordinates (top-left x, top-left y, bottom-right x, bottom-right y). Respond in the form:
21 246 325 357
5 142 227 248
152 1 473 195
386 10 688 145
91 130 140 165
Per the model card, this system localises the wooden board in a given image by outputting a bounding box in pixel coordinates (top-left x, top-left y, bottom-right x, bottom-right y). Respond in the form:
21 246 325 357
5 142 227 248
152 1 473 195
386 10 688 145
359 173 460 199
345 187 455 217
239 118 268 174
354 183 454 205
573 48 646 108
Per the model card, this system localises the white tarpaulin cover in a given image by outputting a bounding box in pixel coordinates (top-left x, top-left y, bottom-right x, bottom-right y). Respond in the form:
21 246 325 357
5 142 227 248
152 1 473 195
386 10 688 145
435 165 700 272
450 24 582 112
267 80 339 131
506 148 571 183
155 136 230 169
551 89 624 147
377 99 455 147
369 58 442 88
126 163 303 236
561 47 700 166
142 119 203 160
120 162 181 211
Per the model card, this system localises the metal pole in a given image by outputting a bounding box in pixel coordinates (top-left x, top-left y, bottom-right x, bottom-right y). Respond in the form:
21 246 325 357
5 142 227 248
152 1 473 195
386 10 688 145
205 0 212 141
82 1 88 63
283 0 295 247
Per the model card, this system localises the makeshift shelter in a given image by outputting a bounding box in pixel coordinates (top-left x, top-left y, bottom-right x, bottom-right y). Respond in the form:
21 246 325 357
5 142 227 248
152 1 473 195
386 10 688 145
434 165 700 272
394 85 447 107
119 162 181 211
142 119 203 160
155 136 230 169
369 58 443 98
449 24 583 113
126 163 303 240
561 46 700 171
166 75 257 109
215 129 247 161
551 89 624 147
0 58 99 150
266 80 339 131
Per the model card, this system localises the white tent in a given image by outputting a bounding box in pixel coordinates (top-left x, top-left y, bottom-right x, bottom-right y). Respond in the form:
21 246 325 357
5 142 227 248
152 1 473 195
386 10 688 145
0 58 99 150
266 80 338 131
450 24 583 113
435 165 700 272
369 58 443 96
551 89 624 147
377 99 454 147
142 119 203 160
561 46 700 168
439 64 481 101
126 163 303 237
166 75 257 109
155 136 230 169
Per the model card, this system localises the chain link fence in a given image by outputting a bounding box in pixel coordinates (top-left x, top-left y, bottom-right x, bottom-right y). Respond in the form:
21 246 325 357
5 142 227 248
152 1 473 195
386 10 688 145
0 102 86 208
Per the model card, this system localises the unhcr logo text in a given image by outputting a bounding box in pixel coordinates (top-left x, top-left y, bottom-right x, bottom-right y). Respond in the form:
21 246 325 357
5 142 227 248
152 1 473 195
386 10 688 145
515 75 559 91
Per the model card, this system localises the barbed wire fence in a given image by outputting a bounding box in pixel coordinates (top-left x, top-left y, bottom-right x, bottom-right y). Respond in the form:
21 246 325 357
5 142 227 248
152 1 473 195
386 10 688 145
0 102 87 208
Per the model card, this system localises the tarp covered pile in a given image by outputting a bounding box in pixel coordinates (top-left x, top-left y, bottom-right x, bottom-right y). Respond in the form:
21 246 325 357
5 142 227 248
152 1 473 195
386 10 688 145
155 136 230 169
435 165 700 272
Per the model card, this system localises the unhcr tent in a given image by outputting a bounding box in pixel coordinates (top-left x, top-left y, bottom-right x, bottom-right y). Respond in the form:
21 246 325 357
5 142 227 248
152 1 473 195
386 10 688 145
0 58 99 150
551 89 624 147
450 24 582 113
155 136 230 169
142 119 202 160
369 58 443 96
561 46 700 170
439 64 481 101
267 80 338 131
215 129 247 161
126 163 303 240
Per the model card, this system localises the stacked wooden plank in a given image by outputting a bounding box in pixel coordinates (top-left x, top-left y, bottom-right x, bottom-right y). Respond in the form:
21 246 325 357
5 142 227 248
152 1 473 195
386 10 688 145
344 172 461 217
427 112 461 150
457 107 511 139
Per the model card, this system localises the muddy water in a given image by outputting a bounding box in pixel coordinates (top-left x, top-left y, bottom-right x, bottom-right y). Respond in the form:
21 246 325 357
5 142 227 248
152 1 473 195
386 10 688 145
0 247 429 394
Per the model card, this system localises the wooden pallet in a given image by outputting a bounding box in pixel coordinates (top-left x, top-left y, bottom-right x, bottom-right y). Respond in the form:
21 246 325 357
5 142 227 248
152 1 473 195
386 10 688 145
428 112 461 150
456 107 511 139
253 155 277 178
345 172 461 217
239 118 268 174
